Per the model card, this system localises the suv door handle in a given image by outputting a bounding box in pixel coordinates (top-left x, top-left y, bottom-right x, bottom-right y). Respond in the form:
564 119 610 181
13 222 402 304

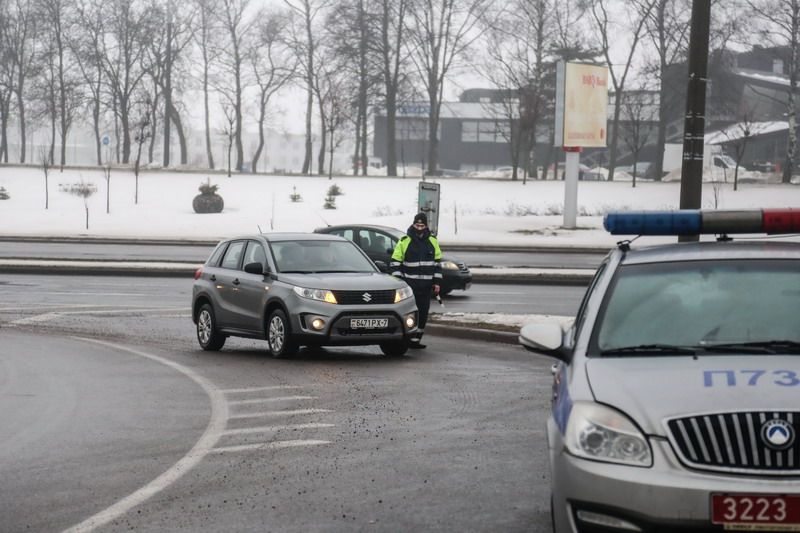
232 278 240 285
210 274 217 281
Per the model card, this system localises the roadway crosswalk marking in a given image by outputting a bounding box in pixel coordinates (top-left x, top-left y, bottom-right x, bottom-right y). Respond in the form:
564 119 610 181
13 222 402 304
228 408 333 420
222 423 335 436
228 396 316 405
211 440 331 453
221 385 305 394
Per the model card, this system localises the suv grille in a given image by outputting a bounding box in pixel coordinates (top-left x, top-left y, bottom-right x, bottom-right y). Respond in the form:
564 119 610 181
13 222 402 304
332 289 395 305
666 411 799 474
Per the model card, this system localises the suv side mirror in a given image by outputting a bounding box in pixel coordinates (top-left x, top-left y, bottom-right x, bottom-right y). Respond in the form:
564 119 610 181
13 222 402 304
519 323 571 363
244 262 264 275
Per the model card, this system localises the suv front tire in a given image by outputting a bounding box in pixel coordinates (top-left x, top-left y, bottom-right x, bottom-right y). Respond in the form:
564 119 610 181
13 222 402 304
267 309 298 358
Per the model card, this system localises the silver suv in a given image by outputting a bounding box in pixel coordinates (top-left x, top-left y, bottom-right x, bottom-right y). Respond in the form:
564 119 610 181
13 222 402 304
192 233 418 357
520 209 800 532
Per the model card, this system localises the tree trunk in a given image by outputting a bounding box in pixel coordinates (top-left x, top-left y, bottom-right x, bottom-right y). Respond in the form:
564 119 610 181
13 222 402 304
163 19 173 167
386 88 398 176
170 106 188 165
252 96 267 173
16 84 26 163
607 92 623 181
203 45 214 169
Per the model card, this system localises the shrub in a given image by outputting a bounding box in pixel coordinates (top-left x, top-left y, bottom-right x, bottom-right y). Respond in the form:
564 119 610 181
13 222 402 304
290 186 302 202
0 186 8 200
323 194 336 209
198 178 220 195
193 178 224 213
327 183 342 196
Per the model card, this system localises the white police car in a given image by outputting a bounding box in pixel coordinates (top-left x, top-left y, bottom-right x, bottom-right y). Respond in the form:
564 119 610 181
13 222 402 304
520 209 800 532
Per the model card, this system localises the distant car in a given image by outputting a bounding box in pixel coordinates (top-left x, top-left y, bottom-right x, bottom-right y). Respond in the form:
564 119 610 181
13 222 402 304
192 233 419 357
313 224 472 295
617 161 653 177
520 208 800 532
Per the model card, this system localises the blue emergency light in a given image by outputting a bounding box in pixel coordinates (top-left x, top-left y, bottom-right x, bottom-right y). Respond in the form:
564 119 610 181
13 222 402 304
603 209 800 235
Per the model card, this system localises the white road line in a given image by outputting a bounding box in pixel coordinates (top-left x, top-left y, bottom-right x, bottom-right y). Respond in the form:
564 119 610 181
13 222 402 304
11 312 62 325
62 338 229 533
221 385 304 394
222 423 335 435
229 396 316 405
228 409 333 420
211 440 331 453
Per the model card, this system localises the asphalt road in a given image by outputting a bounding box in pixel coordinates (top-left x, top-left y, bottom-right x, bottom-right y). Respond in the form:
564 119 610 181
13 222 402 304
0 274 560 532
0 239 607 269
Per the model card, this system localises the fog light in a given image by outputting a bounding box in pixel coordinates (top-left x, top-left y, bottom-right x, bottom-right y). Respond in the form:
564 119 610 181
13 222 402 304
311 318 326 331
576 510 641 531
404 313 416 329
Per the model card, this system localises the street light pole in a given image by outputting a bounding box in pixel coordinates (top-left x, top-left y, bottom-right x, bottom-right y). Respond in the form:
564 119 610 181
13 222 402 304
679 0 711 242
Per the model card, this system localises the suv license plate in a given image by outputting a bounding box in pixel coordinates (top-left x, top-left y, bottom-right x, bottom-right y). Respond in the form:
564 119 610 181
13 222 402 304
350 318 388 329
711 494 800 530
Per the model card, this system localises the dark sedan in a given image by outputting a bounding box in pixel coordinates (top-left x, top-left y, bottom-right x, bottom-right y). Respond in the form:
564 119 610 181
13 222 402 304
314 224 472 295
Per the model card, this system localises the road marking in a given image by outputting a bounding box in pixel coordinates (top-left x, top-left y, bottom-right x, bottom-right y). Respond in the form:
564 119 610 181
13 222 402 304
228 408 333 420
221 385 304 394
222 423 335 435
10 312 62 325
62 338 228 533
229 396 316 405
211 440 331 453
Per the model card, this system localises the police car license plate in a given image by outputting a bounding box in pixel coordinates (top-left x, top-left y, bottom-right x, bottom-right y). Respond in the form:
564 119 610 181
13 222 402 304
350 318 388 329
711 494 800 530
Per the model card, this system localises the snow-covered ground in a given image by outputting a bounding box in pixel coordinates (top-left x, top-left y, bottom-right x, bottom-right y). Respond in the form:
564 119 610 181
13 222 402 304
3 165 798 331
2 166 799 248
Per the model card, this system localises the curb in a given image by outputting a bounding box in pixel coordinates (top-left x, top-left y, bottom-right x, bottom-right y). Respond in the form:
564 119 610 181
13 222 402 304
425 323 520 345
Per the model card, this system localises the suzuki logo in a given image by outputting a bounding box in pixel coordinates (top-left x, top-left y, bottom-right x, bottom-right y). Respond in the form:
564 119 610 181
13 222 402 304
761 419 795 450
362 292 372 302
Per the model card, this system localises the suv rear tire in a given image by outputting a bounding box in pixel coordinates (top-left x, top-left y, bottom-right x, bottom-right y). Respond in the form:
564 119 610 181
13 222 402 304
267 309 298 358
197 303 226 351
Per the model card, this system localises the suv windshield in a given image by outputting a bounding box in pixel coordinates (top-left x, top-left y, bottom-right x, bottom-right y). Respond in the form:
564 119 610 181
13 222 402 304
593 259 800 355
271 240 377 273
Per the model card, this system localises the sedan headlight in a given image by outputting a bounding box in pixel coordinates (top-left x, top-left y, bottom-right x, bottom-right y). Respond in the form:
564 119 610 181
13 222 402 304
564 401 652 467
442 261 459 270
293 286 337 304
394 286 413 303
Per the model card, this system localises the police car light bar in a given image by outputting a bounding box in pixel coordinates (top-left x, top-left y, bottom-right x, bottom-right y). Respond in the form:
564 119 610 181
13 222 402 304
603 209 800 236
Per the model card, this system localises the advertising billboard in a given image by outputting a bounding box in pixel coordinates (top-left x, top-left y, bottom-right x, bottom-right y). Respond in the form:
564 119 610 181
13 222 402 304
554 62 609 148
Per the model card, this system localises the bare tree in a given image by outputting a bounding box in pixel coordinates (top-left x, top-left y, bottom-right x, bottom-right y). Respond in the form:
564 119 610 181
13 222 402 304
5 0 38 163
284 0 330 175
0 2 13 163
132 98 151 204
220 103 236 177
39 0 83 170
406 0 490 175
214 0 254 172
590 0 656 182
718 113 755 191
191 0 220 169
619 88 656 188
39 144 50 208
70 0 105 165
748 0 800 183
644 0 691 181
98 0 150 163
480 0 556 182
248 7 295 173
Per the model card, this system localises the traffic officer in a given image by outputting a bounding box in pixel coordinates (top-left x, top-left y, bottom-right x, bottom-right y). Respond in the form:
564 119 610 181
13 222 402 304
390 212 442 349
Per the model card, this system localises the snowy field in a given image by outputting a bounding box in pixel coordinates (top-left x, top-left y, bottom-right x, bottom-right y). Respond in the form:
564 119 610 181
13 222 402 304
1 165 799 247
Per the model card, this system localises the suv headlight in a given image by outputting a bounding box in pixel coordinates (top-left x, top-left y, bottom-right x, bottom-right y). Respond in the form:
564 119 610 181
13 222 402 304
293 286 337 304
394 286 413 303
442 261 459 270
564 402 652 467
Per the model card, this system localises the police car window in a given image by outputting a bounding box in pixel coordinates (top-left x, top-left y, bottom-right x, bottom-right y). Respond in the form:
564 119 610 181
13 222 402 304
592 259 800 354
220 241 245 270
573 261 607 340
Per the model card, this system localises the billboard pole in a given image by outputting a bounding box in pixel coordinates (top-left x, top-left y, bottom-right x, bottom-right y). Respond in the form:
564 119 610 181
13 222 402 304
563 147 581 228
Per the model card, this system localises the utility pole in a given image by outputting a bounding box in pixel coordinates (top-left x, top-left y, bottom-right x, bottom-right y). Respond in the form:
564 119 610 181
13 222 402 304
679 0 711 241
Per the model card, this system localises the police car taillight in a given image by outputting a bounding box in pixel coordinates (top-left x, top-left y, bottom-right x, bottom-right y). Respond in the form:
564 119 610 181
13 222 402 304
194 267 203 280
603 208 799 235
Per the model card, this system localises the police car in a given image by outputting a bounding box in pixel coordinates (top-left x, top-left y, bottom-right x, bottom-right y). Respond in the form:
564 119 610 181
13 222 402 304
519 209 800 533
